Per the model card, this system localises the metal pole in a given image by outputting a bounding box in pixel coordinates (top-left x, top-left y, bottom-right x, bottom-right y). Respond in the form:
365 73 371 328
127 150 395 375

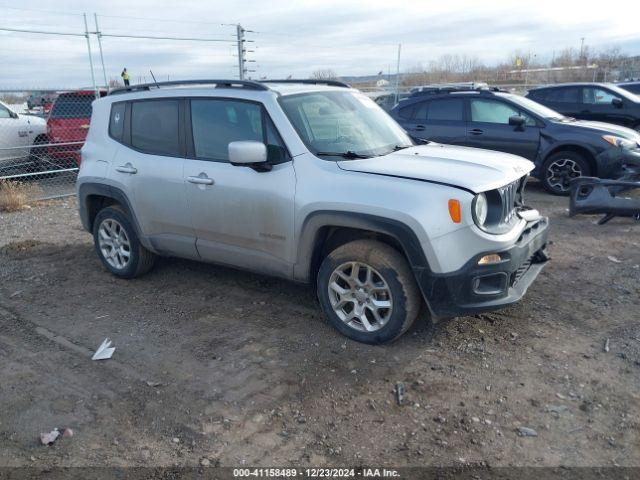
236 24 245 80
83 13 98 98
394 44 401 103
94 14 108 89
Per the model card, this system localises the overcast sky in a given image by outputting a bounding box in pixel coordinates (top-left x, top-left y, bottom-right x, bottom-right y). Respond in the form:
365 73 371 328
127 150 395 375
1 0 639 88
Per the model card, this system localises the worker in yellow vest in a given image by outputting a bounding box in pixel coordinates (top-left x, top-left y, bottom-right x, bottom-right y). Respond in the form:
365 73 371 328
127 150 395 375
121 68 130 86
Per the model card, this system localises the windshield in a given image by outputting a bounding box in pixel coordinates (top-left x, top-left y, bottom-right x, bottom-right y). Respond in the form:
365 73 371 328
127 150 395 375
503 94 566 120
279 90 413 158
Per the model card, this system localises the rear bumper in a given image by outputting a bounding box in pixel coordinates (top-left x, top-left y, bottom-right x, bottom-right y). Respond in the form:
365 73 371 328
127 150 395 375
415 217 550 318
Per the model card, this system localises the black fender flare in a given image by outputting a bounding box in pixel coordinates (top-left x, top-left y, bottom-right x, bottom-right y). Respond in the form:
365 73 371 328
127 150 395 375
77 182 156 252
292 210 432 283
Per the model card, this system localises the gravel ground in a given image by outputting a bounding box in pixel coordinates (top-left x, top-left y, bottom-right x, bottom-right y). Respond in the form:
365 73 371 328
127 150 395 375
0 183 639 468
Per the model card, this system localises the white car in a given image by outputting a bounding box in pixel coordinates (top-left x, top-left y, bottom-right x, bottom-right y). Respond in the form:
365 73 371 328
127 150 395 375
0 100 47 170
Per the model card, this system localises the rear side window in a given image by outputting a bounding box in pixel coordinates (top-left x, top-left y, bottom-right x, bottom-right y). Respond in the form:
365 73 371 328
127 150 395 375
424 99 464 121
131 100 180 156
109 103 125 142
190 99 287 163
50 94 94 119
544 88 579 103
397 104 416 119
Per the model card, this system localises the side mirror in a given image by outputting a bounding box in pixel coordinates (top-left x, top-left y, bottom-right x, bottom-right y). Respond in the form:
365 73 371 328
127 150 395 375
612 98 623 108
508 115 526 128
228 141 271 171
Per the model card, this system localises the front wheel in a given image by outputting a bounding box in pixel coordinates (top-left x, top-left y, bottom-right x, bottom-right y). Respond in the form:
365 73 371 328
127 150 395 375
92 206 156 278
541 152 591 196
317 240 421 344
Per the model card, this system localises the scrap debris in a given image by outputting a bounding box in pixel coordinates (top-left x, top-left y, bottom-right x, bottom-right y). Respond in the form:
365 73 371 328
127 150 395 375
92 338 115 360
40 428 73 446
395 382 406 406
604 338 610 353
517 426 538 437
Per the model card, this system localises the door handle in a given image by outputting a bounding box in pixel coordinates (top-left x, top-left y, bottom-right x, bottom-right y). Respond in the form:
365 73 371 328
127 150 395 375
115 163 137 174
414 125 426 131
187 174 214 185
469 128 484 135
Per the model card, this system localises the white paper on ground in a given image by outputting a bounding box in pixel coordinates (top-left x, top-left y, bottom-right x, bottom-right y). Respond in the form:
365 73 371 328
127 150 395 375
92 338 115 360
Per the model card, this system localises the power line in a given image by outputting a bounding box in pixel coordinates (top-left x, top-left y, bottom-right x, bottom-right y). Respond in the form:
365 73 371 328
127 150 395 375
99 32 236 43
0 26 85 37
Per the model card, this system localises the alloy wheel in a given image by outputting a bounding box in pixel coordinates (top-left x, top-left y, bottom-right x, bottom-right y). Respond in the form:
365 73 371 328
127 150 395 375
97 218 131 270
327 261 393 332
546 158 582 193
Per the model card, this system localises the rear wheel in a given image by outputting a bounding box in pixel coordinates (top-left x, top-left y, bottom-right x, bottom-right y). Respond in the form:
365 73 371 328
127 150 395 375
541 151 591 195
92 206 156 278
317 240 421 344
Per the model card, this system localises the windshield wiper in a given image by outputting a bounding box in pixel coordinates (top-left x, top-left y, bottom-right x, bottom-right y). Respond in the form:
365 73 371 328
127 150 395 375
315 150 372 159
391 144 413 151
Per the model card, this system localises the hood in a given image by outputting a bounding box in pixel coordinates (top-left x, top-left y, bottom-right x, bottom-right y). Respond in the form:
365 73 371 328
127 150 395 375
337 143 534 194
555 119 640 140
24 114 46 126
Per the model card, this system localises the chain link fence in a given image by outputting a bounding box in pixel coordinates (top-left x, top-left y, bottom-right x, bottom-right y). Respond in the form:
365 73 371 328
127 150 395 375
0 89 103 202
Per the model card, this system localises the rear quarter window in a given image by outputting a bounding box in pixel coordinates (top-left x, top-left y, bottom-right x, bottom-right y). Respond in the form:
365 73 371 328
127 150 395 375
109 103 126 142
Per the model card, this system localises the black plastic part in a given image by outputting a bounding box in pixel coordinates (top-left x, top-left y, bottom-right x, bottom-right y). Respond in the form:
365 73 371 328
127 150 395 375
109 79 270 96
569 176 640 224
416 218 550 318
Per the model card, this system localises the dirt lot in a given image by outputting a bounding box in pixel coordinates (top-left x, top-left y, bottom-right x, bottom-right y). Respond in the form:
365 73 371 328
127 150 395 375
1 182 639 469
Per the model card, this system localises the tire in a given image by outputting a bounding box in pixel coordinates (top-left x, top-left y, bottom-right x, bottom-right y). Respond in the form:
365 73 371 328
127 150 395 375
29 135 49 172
92 205 156 279
317 239 421 344
541 151 591 196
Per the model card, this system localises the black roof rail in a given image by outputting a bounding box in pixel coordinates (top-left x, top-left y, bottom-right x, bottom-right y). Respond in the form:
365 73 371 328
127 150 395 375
261 79 351 88
108 79 269 96
409 83 508 98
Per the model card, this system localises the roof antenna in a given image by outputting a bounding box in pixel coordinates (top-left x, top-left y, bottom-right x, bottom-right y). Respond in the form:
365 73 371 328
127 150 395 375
149 70 160 89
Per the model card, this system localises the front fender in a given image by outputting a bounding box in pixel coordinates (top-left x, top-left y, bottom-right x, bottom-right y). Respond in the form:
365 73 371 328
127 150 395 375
293 211 431 283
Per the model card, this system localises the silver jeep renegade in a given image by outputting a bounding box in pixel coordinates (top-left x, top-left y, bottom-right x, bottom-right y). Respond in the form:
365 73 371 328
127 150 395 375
77 79 549 344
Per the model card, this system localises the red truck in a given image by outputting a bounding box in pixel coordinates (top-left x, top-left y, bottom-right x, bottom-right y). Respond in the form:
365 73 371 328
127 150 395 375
47 89 107 166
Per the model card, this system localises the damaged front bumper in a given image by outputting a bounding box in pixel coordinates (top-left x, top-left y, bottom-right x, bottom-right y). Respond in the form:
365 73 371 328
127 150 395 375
570 174 640 225
416 217 550 318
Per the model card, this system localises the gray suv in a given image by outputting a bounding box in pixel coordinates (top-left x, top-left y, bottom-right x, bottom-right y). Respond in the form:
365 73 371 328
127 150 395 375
77 79 550 344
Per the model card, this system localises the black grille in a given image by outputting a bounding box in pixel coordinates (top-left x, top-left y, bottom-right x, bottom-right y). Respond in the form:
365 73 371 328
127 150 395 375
511 255 533 287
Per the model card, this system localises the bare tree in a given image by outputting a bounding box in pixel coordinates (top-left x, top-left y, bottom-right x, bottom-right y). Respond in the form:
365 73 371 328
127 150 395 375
310 69 338 80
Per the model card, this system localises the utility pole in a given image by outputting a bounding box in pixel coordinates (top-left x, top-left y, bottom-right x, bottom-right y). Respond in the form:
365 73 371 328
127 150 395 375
394 44 401 103
236 24 246 80
83 13 98 98
94 14 108 89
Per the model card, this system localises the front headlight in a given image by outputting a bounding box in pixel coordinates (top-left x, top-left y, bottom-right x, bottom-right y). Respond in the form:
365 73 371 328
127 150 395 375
472 192 488 226
602 135 638 150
